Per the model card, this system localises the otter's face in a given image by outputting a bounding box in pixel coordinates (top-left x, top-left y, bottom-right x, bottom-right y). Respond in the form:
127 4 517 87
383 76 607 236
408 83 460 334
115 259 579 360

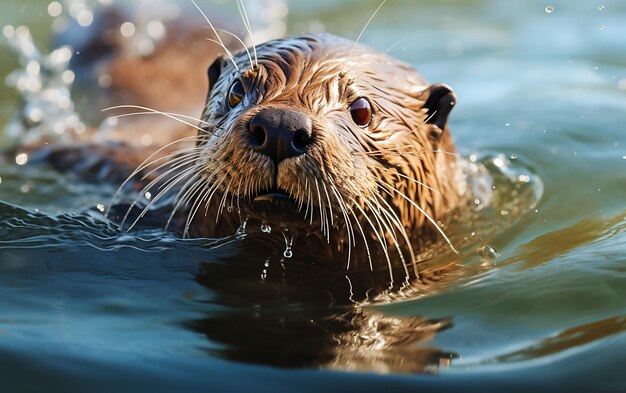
194 33 458 265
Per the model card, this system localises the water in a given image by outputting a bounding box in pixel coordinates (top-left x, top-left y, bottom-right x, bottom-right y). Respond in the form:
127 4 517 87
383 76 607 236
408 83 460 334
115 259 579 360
1 0 625 391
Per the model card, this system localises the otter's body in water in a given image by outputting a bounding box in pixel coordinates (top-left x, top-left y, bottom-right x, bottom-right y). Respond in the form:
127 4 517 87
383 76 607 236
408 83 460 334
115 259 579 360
42 28 461 276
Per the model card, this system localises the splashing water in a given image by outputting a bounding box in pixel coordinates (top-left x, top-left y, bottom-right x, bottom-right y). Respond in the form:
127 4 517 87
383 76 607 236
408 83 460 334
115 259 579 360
2 25 84 146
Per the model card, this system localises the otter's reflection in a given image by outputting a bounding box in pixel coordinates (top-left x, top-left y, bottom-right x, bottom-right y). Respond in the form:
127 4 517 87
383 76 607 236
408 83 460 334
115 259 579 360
185 235 457 374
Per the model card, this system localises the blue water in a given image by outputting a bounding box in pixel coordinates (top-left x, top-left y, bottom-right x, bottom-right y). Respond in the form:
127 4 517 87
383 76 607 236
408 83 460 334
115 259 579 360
1 0 625 392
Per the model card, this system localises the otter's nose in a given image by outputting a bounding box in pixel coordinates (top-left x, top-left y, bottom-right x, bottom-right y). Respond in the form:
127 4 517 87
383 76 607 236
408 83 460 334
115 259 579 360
248 108 313 165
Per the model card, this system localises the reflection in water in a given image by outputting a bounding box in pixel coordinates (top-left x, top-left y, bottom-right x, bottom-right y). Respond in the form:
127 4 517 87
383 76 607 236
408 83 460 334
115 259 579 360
486 315 626 364
502 212 626 270
186 235 457 373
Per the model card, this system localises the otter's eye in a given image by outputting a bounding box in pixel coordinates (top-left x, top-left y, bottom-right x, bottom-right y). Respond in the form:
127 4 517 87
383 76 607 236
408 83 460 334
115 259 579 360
349 97 372 127
228 79 245 108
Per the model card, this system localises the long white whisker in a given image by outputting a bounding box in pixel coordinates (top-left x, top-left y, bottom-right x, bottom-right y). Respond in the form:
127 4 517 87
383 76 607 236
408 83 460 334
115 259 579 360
236 0 258 68
215 28 253 66
165 174 203 230
372 190 419 278
362 196 409 279
102 105 208 133
105 135 201 217
387 171 442 196
383 30 420 54
190 0 239 70
126 164 199 231
381 184 458 254
349 0 386 58
350 209 373 273
102 105 211 126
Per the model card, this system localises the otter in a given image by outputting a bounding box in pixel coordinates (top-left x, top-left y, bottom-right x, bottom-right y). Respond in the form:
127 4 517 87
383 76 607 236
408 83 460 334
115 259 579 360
183 33 460 272
34 25 460 279
5 7 467 374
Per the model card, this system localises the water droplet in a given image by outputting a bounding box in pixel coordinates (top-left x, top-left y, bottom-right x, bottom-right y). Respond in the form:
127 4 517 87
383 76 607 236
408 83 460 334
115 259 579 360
236 218 249 235
622 155 626 160
261 224 272 233
62 70 75 84
477 245 499 260
545 6 554 14
500 209 509 216
48 1 63 17
227 206 232 213
99 74 113 88
15 153 28 165
77 10 93 27
281 230 295 259
598 25 605 30
144 191 152 200
120 22 136 38
96 204 105 212
593 65 599 70
140 134 153 146
474 199 481 205
505 122 510 127
3 25 15 38
20 184 30 193
146 20 166 40
598 5 605 11
510 154 518 159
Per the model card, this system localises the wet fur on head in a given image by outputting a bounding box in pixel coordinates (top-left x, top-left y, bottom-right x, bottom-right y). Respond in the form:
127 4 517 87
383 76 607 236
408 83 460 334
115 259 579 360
181 33 459 274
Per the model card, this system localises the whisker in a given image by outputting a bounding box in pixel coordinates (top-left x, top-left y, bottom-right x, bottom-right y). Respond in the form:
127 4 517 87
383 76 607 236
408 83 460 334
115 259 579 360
362 196 409 279
236 0 258 68
383 29 420 54
314 179 328 240
380 184 458 254
165 174 203 231
215 28 253 66
350 210 373 272
190 0 240 70
105 134 202 217
371 190 418 278
183 181 213 238
102 105 209 133
102 105 211 125
329 183 354 269
355 146 459 158
349 0 386 59
125 162 200 231
354 204 393 282
382 169 442 196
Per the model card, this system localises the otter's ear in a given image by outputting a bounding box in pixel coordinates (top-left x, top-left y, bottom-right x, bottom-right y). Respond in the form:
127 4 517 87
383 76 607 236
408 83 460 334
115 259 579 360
423 83 456 138
207 55 225 89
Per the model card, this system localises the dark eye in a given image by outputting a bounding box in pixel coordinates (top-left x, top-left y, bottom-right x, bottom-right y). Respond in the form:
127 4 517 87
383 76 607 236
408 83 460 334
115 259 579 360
349 97 372 127
228 79 245 108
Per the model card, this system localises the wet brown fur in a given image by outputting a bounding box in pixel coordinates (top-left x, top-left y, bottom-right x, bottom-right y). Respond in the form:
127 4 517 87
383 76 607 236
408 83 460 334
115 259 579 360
180 33 461 270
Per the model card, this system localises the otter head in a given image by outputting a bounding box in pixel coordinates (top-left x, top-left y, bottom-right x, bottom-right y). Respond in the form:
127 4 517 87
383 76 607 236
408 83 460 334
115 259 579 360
192 33 459 269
